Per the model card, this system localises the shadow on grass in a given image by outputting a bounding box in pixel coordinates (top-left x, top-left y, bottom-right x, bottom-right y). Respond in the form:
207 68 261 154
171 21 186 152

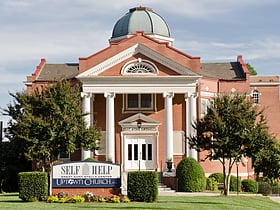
158 200 223 205
0 193 27 203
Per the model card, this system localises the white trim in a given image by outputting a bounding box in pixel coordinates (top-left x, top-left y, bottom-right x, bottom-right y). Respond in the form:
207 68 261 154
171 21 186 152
250 82 280 86
109 34 174 46
79 76 200 94
76 43 199 77
121 58 158 75
78 44 139 77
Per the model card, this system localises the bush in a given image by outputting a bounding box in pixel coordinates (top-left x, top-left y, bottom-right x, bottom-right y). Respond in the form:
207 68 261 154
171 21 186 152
230 175 241 192
208 173 224 183
69 195 85 203
176 157 206 192
127 171 158 202
84 157 95 161
272 185 280 195
18 172 48 202
258 182 272 196
206 177 218 191
209 173 242 192
241 179 258 193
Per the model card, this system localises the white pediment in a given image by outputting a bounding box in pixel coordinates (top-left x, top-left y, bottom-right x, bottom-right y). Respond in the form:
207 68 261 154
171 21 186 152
118 113 160 130
77 43 199 78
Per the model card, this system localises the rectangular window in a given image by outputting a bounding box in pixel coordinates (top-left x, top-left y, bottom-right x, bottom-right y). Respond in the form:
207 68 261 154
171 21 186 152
252 91 260 104
128 144 132 160
134 144 138 160
124 94 156 112
141 94 152 108
127 94 138 108
148 144 152 160
142 144 146 160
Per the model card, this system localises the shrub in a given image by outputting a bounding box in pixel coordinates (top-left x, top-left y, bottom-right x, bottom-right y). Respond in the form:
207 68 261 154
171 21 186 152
127 171 158 202
176 157 206 192
84 157 95 161
69 195 85 203
108 194 121 203
121 196 130 203
230 175 241 192
18 172 48 202
206 177 218 191
208 173 224 183
47 195 59 203
209 173 242 192
83 191 94 202
272 185 280 195
258 182 272 196
241 179 258 193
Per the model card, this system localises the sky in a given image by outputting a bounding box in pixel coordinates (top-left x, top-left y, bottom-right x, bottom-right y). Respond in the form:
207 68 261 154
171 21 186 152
1 0 280 129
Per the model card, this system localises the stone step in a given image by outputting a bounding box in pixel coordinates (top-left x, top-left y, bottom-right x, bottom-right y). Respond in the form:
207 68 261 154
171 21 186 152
158 183 176 193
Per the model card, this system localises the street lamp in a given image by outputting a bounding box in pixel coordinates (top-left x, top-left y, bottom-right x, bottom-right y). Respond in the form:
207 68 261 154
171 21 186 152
137 120 142 130
236 158 240 196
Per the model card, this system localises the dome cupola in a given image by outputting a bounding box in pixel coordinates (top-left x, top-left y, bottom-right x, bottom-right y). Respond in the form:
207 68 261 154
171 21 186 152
110 7 174 45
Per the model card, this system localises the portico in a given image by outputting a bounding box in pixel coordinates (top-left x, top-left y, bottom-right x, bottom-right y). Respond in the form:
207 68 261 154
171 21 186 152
78 74 200 171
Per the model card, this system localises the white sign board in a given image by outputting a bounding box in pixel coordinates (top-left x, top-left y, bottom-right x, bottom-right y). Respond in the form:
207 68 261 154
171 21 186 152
52 161 121 188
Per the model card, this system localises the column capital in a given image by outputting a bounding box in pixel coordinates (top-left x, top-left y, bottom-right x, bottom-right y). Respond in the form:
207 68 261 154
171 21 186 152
189 92 197 98
163 92 174 98
81 92 91 98
104 92 115 98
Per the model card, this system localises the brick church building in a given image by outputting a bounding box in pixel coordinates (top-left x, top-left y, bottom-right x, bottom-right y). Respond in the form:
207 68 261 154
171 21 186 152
26 7 280 188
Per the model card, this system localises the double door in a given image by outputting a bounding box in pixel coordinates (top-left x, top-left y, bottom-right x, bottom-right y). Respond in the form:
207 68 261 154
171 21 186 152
125 135 154 170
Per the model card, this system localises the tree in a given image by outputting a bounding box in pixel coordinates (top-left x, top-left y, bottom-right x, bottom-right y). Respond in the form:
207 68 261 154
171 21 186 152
244 113 280 181
253 138 280 180
246 63 257 75
2 80 100 172
189 94 267 196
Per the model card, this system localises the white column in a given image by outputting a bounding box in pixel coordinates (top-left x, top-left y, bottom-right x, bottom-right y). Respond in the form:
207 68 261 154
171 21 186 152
105 92 115 163
185 93 189 157
189 93 197 160
81 92 91 160
163 92 174 163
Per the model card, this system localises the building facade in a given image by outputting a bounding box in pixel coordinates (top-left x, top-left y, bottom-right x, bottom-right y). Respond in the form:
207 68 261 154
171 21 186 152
26 7 280 186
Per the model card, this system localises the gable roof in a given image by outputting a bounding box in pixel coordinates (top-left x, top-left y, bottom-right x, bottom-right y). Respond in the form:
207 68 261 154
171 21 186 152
78 32 201 77
200 62 246 80
36 63 79 81
77 43 199 78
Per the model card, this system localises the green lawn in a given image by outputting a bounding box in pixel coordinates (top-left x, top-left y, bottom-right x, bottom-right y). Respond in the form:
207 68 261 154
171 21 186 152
0 193 279 210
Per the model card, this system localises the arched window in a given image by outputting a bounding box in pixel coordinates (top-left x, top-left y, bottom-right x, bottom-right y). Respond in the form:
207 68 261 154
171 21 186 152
252 90 260 104
122 58 158 75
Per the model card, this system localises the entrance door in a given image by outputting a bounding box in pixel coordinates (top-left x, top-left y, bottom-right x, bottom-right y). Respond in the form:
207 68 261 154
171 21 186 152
125 135 154 171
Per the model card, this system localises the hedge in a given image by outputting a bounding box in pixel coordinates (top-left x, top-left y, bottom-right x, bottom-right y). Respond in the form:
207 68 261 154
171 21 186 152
127 171 158 202
18 171 48 201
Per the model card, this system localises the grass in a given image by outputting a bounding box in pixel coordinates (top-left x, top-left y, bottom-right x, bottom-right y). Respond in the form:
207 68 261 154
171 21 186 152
0 193 279 210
